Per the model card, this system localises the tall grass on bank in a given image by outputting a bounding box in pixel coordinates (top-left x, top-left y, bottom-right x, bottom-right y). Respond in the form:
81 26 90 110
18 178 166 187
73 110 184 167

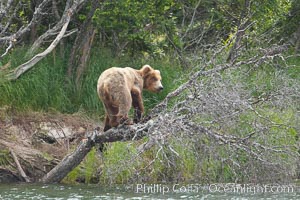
0 47 183 117
0 49 71 112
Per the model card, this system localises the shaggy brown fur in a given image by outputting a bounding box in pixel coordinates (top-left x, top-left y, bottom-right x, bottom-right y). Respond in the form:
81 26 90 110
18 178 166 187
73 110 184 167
97 65 163 131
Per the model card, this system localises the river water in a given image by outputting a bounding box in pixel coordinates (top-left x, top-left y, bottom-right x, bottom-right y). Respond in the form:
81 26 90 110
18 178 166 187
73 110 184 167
0 183 299 199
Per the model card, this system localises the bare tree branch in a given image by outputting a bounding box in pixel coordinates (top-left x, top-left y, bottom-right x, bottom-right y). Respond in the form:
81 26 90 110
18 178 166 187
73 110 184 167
0 0 19 35
4 0 88 80
0 39 14 58
28 0 87 55
0 0 51 43
10 148 31 183
6 13 71 80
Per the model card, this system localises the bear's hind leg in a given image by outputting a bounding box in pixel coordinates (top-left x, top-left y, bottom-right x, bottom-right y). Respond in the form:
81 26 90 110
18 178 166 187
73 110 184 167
131 89 144 123
103 114 111 132
117 90 133 125
103 101 119 129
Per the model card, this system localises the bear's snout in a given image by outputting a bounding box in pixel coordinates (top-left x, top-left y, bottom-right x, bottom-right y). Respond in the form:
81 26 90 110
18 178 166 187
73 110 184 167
155 81 164 92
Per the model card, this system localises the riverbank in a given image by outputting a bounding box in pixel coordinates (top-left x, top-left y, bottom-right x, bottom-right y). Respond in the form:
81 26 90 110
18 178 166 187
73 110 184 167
0 106 101 183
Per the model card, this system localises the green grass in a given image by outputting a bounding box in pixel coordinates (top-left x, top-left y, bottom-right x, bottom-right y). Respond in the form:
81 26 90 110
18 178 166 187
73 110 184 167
0 47 184 117
0 149 12 167
62 147 101 184
100 142 138 184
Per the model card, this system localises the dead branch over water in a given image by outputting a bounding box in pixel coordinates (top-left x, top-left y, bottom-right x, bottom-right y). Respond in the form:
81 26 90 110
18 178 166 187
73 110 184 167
41 41 299 183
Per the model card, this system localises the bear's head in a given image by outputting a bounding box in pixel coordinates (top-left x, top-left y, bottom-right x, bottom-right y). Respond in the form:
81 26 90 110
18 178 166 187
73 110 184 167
140 65 163 93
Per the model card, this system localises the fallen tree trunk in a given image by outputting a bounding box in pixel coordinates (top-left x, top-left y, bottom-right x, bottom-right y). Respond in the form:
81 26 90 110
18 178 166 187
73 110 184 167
41 120 153 183
39 52 263 184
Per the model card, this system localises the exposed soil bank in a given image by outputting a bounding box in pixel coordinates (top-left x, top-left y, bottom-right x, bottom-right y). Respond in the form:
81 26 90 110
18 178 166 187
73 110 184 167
0 107 101 183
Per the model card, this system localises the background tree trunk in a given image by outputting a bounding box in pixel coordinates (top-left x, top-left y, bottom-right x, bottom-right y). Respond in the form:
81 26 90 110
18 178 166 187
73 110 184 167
295 25 300 54
67 0 99 88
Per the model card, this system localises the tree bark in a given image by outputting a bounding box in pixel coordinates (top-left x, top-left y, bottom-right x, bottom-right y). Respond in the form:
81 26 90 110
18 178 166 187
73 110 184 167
52 0 66 58
41 136 94 183
75 29 96 86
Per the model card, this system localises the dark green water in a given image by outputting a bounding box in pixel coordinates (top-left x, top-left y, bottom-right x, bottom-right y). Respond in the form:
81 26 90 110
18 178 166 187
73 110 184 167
0 183 299 200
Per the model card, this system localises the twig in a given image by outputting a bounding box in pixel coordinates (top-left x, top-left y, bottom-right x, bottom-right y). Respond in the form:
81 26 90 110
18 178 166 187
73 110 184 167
0 40 13 58
10 149 30 182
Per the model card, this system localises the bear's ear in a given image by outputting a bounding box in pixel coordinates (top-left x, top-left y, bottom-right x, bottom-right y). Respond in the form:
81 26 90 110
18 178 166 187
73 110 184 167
141 65 152 75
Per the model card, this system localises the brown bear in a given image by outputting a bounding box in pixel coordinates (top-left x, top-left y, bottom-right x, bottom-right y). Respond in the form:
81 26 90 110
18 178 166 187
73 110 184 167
97 65 163 131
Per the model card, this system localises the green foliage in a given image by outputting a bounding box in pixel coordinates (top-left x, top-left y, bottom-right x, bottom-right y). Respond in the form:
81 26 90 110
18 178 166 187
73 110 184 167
93 0 181 56
281 0 300 37
172 140 197 181
63 165 81 184
101 142 138 184
139 138 199 182
84 148 100 183
285 56 300 80
0 149 12 167
251 0 291 33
